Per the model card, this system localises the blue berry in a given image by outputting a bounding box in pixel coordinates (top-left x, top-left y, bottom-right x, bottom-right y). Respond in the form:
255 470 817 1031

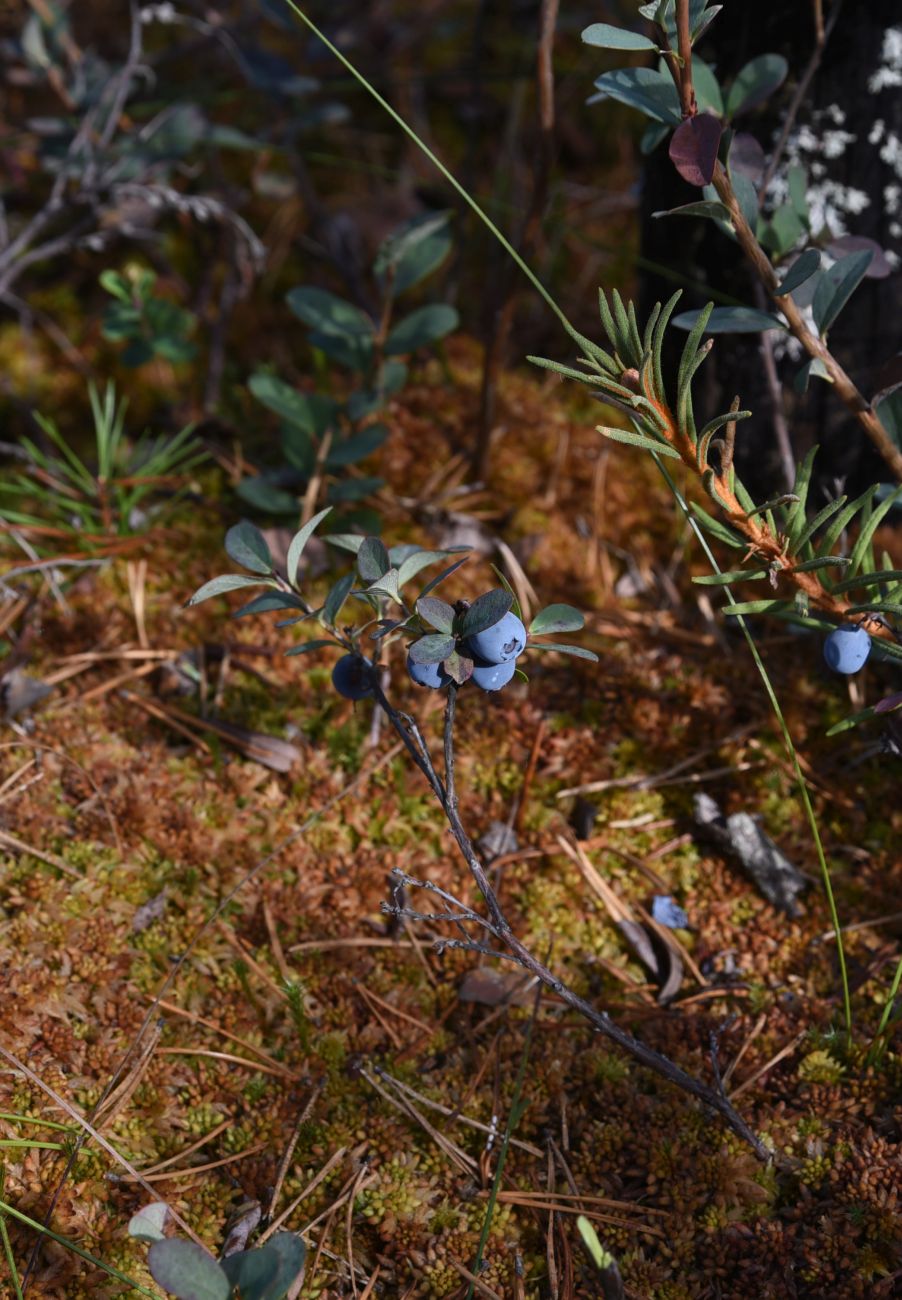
332 654 374 700
466 611 527 665
823 624 871 674
471 657 518 692
407 654 451 690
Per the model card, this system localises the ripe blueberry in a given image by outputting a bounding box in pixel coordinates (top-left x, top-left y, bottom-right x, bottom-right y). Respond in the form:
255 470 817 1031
407 654 451 690
471 657 518 692
823 624 871 674
466 611 527 665
332 653 374 700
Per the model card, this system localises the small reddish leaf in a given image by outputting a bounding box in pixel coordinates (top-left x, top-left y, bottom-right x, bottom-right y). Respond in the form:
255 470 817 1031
669 113 723 187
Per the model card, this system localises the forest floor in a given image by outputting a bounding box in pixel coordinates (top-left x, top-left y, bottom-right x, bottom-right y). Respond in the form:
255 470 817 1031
1 341 900 1299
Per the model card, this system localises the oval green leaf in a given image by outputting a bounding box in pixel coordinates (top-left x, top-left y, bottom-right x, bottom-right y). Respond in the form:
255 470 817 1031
529 604 585 635
225 520 273 575
147 1240 230 1300
581 23 657 50
385 304 459 356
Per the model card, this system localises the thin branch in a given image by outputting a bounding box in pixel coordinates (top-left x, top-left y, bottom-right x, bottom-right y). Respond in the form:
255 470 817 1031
375 677 770 1162
760 0 838 196
674 0 696 117
709 160 902 481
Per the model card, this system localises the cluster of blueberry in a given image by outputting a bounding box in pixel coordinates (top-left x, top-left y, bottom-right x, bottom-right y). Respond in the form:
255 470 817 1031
408 610 527 693
330 610 530 700
823 624 871 675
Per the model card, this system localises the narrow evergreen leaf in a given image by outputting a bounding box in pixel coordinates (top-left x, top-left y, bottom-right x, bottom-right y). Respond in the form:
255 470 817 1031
848 484 902 575
785 447 818 543
528 356 604 385
721 599 792 614
598 426 681 458
792 495 847 555
692 569 770 585
746 493 798 520
844 601 902 616
825 705 882 737
817 487 875 557
831 569 902 595
688 502 746 548
791 555 850 572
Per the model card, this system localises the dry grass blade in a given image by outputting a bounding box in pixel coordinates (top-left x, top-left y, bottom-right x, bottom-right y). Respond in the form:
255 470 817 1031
0 1043 203 1246
0 828 81 879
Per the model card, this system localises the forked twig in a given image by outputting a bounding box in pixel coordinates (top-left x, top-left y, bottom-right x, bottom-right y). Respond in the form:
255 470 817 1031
372 678 770 1161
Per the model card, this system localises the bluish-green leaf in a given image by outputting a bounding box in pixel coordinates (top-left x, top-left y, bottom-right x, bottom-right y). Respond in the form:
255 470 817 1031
257 1233 306 1300
673 306 785 333
286 287 374 338
417 596 455 633
375 212 453 297
233 591 308 619
812 249 873 335
581 23 657 51
357 537 391 583
127 1203 170 1243
326 476 383 503
249 373 337 436
147 1240 230 1300
528 641 599 661
284 638 338 656
415 554 470 597
652 199 732 223
409 633 456 664
461 589 513 638
589 67 681 125
777 249 821 297
225 520 273 575
385 305 459 356
726 53 788 117
221 1247 280 1295
236 477 298 515
692 58 724 117
308 329 373 373
187 575 273 606
287 507 332 587
323 572 355 625
325 423 389 468
529 604 585 635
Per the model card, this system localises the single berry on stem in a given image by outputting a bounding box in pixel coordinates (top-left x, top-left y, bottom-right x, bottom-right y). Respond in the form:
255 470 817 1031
823 624 871 674
407 655 451 690
471 657 518 692
466 611 527 665
332 653 374 700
